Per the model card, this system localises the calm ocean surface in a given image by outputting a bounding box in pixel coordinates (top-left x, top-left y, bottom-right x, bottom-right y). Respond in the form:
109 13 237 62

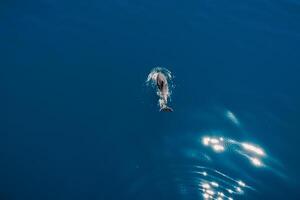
1 0 300 199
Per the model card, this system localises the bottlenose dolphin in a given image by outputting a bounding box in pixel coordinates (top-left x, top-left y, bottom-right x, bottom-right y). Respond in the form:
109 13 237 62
155 72 173 112
146 67 174 112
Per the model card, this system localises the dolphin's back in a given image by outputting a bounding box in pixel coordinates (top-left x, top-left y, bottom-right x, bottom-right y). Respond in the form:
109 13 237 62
156 73 168 91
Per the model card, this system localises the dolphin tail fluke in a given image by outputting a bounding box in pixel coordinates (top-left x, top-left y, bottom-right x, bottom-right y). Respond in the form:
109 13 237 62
160 106 173 112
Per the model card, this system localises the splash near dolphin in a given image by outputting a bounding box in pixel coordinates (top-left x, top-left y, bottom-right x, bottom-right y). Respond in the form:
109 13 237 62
146 67 174 112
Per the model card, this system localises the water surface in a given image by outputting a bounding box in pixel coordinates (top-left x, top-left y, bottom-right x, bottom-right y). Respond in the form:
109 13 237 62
0 0 300 199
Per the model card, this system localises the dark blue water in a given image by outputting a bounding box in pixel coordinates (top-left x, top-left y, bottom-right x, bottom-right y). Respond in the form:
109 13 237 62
1 0 300 199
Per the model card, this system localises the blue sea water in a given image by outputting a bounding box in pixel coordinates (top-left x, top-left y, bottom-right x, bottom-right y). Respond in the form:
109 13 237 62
1 0 300 199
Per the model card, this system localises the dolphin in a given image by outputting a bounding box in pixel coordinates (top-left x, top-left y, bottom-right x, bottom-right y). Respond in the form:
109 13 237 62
156 72 173 112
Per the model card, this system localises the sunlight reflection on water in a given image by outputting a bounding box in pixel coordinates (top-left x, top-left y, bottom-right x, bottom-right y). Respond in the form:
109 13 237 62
201 136 266 168
174 165 251 200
